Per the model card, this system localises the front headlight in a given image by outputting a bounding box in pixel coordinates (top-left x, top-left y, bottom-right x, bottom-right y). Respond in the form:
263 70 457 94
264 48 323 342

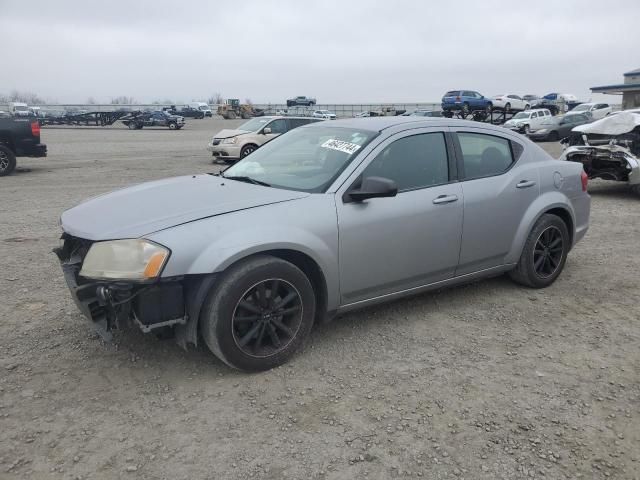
515 122 523 128
221 137 238 144
80 239 170 281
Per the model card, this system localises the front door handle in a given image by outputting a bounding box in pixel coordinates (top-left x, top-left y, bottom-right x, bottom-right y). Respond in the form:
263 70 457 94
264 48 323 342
432 194 459 205
516 180 536 189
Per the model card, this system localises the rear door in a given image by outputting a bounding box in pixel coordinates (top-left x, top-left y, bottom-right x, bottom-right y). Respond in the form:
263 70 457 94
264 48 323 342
450 128 539 274
336 128 463 304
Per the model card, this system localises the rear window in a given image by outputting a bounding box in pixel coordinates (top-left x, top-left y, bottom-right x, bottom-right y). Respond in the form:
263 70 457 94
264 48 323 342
457 132 515 179
445 91 460 97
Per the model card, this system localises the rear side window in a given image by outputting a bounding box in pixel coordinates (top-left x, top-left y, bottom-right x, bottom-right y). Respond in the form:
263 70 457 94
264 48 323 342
457 132 514 179
288 118 309 128
362 133 449 192
445 91 460 97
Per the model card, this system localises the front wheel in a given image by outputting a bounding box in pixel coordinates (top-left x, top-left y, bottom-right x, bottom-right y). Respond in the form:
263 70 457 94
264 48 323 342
509 214 570 288
523 124 531 134
200 255 316 371
0 145 17 176
240 144 258 158
168 122 177 130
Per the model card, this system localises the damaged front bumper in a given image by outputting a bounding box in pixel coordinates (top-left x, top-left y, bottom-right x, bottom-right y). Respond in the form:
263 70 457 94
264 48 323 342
54 234 214 347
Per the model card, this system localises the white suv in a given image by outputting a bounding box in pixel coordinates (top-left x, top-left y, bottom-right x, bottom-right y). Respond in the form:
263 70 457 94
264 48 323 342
503 109 553 134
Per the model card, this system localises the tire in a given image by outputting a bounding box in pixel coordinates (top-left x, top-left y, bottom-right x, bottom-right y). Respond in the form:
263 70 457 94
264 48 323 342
228 111 237 120
240 144 258 158
127 122 137 130
631 184 640 198
241 112 251 120
523 124 531 134
462 102 470 114
505 102 511 112
200 255 316 371
168 122 177 130
486 102 493 113
509 214 570 288
0 144 17 176
525 104 530 110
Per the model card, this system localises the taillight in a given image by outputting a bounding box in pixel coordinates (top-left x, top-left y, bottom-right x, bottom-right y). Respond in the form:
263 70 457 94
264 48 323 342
31 121 40 137
581 170 588 191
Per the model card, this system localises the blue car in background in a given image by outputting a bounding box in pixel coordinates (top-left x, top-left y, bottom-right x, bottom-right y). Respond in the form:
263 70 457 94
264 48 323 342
441 90 493 114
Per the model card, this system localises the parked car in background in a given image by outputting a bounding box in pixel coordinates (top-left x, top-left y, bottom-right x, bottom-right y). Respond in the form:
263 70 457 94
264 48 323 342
528 113 591 141
55 117 590 371
287 96 316 107
0 116 47 175
503 109 553 134
559 111 640 196
312 110 336 119
8 102 31 117
491 94 530 112
537 93 581 115
190 102 213 117
122 111 185 130
566 103 612 120
207 116 322 162
441 90 492 114
167 105 205 119
523 95 541 107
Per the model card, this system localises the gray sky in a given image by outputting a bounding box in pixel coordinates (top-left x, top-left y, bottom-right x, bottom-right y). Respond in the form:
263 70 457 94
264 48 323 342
1 0 638 104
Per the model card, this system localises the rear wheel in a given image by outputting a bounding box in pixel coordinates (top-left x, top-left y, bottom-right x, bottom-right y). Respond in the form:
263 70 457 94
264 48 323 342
0 145 17 176
505 102 511 112
200 255 316 371
227 111 237 120
127 122 138 130
462 102 470 114
509 214 569 288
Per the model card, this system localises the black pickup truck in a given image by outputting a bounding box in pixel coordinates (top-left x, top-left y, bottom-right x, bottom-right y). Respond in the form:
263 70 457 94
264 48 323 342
0 117 47 176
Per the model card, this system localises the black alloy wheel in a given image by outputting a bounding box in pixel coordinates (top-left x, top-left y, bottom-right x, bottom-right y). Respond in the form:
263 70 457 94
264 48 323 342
231 279 304 358
532 226 564 279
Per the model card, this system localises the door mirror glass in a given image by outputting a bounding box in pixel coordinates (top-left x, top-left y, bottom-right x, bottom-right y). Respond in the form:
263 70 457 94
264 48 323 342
348 176 398 202
263 127 272 134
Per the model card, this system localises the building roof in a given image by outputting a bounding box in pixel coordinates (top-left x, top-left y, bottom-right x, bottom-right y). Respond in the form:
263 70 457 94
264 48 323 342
591 82 640 94
624 67 640 77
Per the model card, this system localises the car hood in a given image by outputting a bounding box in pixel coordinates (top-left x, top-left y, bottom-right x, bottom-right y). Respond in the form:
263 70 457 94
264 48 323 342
213 129 251 139
573 111 640 135
61 174 309 240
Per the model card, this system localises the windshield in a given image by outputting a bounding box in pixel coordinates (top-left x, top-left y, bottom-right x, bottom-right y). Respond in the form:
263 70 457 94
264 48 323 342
237 117 271 132
512 112 530 119
572 104 590 111
223 126 378 193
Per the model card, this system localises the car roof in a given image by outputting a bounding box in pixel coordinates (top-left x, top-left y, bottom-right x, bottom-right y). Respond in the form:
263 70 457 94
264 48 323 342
311 116 517 135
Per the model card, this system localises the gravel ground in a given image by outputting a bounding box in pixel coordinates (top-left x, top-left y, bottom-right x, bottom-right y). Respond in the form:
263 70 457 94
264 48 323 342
1 118 639 480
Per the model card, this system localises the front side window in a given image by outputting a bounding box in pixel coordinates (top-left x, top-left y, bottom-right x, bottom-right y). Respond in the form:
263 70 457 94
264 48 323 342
361 133 449 192
457 132 514 179
267 119 288 134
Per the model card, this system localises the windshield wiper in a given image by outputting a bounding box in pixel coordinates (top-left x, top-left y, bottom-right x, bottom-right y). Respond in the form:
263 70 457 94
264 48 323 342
221 174 271 187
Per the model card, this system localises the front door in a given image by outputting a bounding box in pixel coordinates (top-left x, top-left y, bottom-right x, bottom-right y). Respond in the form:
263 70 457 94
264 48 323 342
336 129 464 305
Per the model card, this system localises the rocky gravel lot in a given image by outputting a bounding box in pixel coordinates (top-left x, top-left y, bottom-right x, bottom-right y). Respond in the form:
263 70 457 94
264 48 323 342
1 118 638 480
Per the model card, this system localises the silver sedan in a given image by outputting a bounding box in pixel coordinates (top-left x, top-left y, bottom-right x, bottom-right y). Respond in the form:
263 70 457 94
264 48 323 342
55 117 591 371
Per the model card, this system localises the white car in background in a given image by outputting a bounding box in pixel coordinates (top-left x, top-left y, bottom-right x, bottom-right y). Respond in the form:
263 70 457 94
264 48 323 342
312 109 336 119
491 94 530 112
503 109 553 134
566 103 612 120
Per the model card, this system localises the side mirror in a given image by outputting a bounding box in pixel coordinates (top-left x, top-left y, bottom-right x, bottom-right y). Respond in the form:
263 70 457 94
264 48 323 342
263 127 272 134
347 176 398 202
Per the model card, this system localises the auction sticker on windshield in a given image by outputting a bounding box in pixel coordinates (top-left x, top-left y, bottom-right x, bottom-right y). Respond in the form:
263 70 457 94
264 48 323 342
321 139 362 155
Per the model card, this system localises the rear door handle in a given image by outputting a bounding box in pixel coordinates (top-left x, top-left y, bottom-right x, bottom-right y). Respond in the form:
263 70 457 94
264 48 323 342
432 194 459 205
516 180 536 189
